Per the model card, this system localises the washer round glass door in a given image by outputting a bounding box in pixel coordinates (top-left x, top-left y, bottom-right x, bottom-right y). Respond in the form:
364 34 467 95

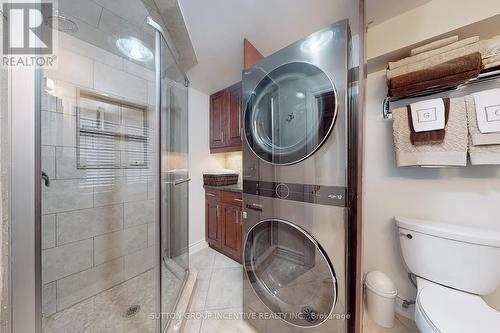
244 219 337 327
244 62 337 165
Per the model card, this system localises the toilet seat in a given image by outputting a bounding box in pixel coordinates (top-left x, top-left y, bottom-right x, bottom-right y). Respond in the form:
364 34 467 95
416 282 500 333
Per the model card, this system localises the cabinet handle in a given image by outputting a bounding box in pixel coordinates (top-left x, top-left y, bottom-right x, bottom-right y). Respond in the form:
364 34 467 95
216 205 219 217
233 198 243 202
221 130 224 144
207 193 215 197
235 211 238 224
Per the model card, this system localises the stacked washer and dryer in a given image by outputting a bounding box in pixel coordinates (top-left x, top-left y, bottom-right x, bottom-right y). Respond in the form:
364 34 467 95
241 20 357 333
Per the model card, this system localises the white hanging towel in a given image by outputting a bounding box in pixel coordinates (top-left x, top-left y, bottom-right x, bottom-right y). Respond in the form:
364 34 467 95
409 98 446 132
472 88 500 133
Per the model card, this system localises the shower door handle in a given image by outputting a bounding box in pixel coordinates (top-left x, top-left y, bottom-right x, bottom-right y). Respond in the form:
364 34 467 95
41 171 50 187
165 178 191 186
172 178 191 186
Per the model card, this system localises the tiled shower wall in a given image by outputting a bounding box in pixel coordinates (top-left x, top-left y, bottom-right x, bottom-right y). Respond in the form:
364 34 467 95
41 32 156 316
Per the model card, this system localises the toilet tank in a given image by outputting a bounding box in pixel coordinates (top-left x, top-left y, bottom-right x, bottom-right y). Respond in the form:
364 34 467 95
396 216 500 295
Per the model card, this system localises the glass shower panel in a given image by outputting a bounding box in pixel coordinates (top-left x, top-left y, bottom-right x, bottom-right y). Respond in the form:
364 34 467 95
40 1 157 332
159 37 189 331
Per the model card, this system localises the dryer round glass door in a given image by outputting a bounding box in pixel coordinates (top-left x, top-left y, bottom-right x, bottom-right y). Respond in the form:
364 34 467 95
244 62 337 165
244 219 337 327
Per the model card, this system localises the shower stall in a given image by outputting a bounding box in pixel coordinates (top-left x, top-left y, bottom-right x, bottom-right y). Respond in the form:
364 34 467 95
6 1 190 332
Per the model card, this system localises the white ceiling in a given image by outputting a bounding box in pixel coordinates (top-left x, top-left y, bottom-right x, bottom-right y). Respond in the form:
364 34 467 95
179 0 432 94
179 0 358 94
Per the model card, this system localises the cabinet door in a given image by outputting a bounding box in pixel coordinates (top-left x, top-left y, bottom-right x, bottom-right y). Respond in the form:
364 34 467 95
221 204 242 260
206 199 221 247
210 90 226 150
226 83 242 148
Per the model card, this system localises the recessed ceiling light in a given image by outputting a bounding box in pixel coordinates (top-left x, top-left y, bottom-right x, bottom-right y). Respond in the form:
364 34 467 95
116 37 153 62
295 92 305 99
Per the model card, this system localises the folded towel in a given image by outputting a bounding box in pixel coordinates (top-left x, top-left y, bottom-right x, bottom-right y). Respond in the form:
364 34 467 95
483 36 500 58
466 96 500 164
483 54 500 65
484 60 500 70
409 98 447 132
389 53 482 89
472 88 500 133
389 36 479 70
465 95 500 146
388 68 481 98
387 41 487 79
410 36 459 56
408 98 450 145
393 97 468 167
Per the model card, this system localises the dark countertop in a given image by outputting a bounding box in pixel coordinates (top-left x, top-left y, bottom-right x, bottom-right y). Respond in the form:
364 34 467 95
204 183 243 193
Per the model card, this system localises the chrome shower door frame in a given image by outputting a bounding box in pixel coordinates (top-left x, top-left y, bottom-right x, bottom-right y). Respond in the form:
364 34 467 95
148 16 190 332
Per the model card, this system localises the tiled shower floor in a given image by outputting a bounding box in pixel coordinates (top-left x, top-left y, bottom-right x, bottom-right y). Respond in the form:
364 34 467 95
42 262 184 333
42 269 156 333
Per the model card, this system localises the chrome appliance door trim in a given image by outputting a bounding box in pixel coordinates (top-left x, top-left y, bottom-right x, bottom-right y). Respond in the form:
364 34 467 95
243 61 338 166
243 218 338 328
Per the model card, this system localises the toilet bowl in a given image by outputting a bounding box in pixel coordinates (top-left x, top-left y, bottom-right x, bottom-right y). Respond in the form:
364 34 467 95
414 277 500 333
396 217 500 333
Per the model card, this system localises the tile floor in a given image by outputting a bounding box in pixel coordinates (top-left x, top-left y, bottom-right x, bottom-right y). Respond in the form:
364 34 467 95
362 311 419 333
184 246 421 333
42 245 421 333
42 269 156 333
182 246 258 333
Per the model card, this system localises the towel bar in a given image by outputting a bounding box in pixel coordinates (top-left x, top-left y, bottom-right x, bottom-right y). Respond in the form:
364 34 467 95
383 70 500 119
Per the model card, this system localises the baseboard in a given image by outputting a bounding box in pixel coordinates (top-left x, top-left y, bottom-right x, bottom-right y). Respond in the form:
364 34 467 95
189 240 208 254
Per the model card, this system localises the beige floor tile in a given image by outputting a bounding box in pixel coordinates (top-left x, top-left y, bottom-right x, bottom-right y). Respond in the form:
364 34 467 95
213 251 241 269
190 247 217 271
200 308 258 333
182 316 203 333
205 267 243 310
362 311 418 333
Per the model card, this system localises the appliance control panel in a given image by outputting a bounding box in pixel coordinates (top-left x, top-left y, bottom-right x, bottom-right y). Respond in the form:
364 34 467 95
243 180 346 207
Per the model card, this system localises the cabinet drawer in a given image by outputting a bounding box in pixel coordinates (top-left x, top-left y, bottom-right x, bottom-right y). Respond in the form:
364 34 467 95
205 188 221 199
221 191 242 206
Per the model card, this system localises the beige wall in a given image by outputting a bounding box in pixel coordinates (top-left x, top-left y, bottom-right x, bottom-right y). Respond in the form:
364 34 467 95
187 88 243 253
188 88 226 252
364 0 500 317
368 0 500 60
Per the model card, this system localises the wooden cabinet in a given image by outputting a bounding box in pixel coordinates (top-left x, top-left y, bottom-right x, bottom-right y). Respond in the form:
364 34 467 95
205 190 222 248
209 82 242 153
204 188 243 263
209 90 226 150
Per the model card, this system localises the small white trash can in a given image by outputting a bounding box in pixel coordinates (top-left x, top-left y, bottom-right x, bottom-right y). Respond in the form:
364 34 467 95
365 271 398 328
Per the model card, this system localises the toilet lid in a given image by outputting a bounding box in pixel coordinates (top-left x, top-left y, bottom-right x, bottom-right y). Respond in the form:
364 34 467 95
418 284 500 333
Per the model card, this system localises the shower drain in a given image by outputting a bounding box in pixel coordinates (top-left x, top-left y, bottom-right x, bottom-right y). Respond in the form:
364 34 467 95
301 305 319 323
123 305 141 318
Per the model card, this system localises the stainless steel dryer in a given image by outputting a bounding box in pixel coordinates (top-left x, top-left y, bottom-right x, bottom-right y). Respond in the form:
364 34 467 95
242 19 353 333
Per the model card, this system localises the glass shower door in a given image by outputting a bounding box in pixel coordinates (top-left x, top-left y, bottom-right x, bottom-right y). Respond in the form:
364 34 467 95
158 35 189 331
38 3 158 332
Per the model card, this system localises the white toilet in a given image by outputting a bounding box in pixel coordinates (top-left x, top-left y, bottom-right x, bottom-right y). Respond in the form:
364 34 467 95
396 216 500 333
